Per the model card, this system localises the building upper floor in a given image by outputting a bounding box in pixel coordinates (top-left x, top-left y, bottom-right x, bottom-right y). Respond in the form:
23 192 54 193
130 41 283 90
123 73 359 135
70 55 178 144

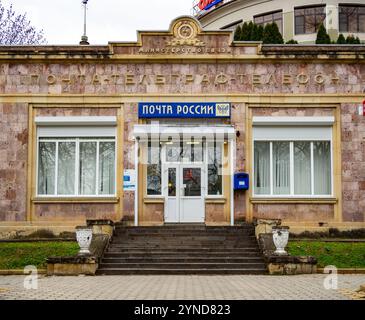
194 0 365 43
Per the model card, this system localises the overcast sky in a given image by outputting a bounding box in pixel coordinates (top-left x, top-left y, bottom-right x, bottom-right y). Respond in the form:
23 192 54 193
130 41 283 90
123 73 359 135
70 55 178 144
2 0 193 44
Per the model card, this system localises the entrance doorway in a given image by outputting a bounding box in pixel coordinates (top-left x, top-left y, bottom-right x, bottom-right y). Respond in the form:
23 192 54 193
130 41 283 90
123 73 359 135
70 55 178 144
164 164 205 223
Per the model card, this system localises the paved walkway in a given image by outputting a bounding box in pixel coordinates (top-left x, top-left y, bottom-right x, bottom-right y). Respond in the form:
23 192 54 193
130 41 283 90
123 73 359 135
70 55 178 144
0 274 364 300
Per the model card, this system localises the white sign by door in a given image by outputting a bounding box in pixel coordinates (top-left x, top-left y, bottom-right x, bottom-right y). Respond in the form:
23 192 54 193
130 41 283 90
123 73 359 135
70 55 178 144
123 169 136 191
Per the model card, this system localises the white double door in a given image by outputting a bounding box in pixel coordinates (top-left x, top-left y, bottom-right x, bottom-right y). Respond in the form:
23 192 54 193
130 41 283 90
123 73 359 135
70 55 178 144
164 163 205 223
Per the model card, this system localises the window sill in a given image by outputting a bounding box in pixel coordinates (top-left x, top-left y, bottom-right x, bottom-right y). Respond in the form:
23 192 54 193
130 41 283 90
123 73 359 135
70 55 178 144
32 197 120 204
205 198 226 204
144 197 165 204
250 197 337 204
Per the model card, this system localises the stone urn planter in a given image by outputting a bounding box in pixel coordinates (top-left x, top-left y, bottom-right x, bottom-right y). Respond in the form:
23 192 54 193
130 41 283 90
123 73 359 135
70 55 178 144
272 226 290 255
76 227 93 255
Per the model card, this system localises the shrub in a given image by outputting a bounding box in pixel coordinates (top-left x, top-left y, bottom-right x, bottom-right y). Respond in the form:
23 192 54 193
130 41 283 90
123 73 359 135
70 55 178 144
262 23 284 44
286 39 298 44
316 24 331 44
337 34 346 44
234 24 242 41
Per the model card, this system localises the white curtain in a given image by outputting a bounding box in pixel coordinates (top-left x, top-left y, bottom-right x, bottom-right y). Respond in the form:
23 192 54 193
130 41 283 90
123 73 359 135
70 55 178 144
98 142 115 195
273 142 290 195
38 142 56 195
254 142 270 195
57 142 75 195
314 141 331 195
79 142 97 195
294 141 311 195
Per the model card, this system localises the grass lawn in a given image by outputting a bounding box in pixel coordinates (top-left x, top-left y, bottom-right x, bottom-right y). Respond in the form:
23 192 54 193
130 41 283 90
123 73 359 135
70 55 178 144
0 241 79 270
288 241 365 268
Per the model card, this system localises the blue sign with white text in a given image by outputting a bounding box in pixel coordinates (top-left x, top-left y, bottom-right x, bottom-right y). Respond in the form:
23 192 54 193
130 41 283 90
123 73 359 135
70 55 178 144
138 102 231 119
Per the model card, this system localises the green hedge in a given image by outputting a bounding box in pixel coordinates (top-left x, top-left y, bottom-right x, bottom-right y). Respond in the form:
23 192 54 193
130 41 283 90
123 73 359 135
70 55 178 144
288 241 365 268
0 242 79 269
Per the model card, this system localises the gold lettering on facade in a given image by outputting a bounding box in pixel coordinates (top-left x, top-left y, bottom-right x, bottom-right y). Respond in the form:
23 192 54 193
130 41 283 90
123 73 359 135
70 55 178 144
297 73 309 85
185 74 194 84
46 74 56 85
201 74 210 84
266 74 276 85
111 74 119 84
25 71 346 87
252 74 261 85
61 75 71 83
171 74 180 84
30 74 39 85
155 75 165 85
283 74 292 85
331 76 340 84
215 73 228 85
78 75 86 83
125 74 135 85
314 74 325 84
92 74 101 85
237 74 247 84
139 74 150 85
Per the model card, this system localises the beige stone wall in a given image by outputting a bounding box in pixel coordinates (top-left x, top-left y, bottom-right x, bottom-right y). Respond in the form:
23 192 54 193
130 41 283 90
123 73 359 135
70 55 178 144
0 103 28 221
0 54 365 226
33 203 118 222
253 204 334 222
341 104 365 222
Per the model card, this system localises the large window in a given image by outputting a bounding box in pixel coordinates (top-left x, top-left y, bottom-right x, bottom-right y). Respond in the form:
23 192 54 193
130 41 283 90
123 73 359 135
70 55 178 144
147 140 161 195
339 5 365 33
254 141 332 196
207 142 223 196
38 137 116 196
295 5 326 34
254 10 283 34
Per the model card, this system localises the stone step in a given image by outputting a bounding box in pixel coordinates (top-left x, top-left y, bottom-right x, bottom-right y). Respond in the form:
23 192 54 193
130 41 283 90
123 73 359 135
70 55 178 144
114 233 256 240
103 251 262 258
96 268 267 275
106 246 260 252
98 262 266 269
101 257 264 263
112 238 257 242
96 224 266 275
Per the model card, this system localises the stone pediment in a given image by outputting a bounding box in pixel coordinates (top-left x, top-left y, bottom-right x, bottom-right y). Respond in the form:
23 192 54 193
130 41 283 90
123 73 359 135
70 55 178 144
109 16 258 56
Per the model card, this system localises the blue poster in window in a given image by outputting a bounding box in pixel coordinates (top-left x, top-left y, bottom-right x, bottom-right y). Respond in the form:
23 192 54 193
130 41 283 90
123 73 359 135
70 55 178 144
138 102 231 119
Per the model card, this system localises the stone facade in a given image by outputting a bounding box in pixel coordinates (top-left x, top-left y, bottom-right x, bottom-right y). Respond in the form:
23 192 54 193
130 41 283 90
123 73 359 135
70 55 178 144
0 16 364 232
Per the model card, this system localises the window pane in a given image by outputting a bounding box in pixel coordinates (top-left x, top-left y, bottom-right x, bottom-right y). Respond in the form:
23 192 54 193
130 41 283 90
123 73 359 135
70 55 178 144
273 142 290 195
38 142 56 195
168 168 176 197
359 14 365 32
98 142 115 195
254 16 263 24
294 142 311 195
147 141 161 195
295 16 305 34
339 13 348 32
254 141 270 195
182 168 201 197
79 142 97 195
191 141 204 162
313 141 331 195
166 142 180 162
208 142 223 195
57 142 75 195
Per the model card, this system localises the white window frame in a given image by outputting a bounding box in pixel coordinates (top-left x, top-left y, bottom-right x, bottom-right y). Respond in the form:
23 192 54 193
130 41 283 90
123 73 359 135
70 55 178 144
35 117 118 198
252 118 334 198
252 140 333 198
148 140 225 199
205 141 225 198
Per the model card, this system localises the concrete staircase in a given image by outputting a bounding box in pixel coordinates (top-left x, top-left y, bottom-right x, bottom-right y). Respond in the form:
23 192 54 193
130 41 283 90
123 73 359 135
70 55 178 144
96 224 267 275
